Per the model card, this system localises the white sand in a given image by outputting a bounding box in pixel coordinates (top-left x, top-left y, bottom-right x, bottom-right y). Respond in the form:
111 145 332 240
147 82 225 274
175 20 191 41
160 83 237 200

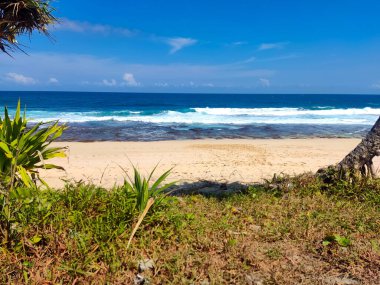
40 138 373 188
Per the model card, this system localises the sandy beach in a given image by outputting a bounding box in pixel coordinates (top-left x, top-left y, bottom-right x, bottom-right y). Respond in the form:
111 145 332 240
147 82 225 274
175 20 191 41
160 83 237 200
39 138 378 188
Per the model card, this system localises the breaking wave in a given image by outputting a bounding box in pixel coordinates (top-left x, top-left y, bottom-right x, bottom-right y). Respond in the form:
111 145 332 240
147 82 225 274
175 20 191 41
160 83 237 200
25 107 380 126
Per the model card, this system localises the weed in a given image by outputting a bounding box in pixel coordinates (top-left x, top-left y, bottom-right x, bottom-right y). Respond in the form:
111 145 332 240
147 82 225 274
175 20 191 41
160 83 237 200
323 234 351 247
122 165 175 212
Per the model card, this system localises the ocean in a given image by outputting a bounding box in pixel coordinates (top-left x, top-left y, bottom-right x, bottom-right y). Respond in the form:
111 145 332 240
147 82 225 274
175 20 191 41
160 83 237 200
0 91 379 141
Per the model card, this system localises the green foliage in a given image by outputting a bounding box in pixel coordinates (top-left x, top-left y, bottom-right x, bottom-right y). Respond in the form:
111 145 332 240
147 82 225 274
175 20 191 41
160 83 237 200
122 165 175 212
265 247 283 259
320 176 380 204
1 175 380 283
0 182 173 272
261 172 380 205
0 0 56 54
323 234 351 247
1 166 175 249
0 100 67 247
0 100 67 189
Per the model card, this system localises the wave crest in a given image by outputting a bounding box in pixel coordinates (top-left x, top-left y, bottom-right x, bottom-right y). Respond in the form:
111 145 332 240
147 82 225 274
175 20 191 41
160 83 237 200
25 107 379 125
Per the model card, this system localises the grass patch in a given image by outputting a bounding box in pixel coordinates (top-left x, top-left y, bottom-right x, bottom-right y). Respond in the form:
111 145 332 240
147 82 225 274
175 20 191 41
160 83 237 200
1 175 380 284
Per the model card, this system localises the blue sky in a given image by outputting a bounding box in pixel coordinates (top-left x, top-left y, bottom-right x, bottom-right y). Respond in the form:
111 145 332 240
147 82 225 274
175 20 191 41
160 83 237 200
1 0 380 93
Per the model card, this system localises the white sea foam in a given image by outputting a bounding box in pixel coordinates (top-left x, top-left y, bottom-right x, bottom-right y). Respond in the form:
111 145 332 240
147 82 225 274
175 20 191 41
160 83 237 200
192 107 380 116
27 107 380 125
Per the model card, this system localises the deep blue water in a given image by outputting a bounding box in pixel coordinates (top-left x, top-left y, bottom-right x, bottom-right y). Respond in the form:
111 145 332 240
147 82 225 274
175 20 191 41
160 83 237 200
0 91 379 141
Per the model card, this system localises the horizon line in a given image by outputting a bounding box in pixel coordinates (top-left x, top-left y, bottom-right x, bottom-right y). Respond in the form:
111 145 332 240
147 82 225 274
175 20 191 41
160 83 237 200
1 90 380 96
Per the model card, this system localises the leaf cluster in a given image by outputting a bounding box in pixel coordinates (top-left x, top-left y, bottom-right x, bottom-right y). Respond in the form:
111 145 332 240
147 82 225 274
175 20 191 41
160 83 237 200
0 0 56 54
122 165 175 213
0 100 67 189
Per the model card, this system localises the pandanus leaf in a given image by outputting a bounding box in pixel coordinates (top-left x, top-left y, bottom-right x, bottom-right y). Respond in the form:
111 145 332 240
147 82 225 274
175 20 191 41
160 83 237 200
0 100 67 188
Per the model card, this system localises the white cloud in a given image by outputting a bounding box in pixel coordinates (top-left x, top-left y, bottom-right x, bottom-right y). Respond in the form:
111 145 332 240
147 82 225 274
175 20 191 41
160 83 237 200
53 18 134 37
258 42 288 51
122 73 139 86
259 78 271 87
155 82 169 87
174 81 215 88
48 77 59 84
0 53 276 90
236 56 256 64
234 54 297 66
258 54 299 62
227 41 248 47
372 83 380 89
167 37 198 54
232 41 247 46
5 73 36 85
102 79 117 86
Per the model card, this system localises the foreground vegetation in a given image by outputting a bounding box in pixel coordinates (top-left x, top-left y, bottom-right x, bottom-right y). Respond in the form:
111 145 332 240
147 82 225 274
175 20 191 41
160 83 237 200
0 174 379 284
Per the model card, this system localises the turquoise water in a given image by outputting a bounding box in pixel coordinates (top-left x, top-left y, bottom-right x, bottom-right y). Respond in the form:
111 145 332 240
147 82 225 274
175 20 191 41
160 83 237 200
0 91 379 141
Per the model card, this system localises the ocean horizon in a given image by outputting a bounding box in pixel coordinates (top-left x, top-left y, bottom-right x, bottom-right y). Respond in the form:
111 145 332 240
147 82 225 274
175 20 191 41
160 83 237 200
1 91 379 141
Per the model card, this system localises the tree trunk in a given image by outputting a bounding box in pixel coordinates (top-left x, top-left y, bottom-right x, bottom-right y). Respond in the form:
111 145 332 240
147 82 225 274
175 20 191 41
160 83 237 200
322 116 380 179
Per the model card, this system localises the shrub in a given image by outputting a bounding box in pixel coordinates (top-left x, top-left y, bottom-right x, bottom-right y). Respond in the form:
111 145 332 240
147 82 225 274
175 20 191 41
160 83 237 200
0 100 67 189
0 100 66 247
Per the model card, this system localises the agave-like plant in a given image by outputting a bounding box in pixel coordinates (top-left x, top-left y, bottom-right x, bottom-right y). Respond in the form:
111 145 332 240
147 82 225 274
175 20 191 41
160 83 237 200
0 100 67 189
122 165 176 249
123 165 175 213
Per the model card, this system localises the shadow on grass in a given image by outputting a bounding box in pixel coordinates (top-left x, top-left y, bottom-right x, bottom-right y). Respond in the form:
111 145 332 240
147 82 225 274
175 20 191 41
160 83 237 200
169 180 252 198
169 172 380 205
168 173 317 199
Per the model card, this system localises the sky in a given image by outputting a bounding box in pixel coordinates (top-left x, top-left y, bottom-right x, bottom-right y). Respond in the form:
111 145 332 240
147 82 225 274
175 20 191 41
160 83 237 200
1 0 380 93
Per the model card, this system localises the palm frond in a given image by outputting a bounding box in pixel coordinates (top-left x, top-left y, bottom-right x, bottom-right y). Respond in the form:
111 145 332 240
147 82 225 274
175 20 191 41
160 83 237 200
0 0 56 54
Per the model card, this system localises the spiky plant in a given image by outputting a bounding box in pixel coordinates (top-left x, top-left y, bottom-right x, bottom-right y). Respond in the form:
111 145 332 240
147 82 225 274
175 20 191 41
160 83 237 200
0 100 66 246
0 100 67 189
0 0 56 54
123 165 175 213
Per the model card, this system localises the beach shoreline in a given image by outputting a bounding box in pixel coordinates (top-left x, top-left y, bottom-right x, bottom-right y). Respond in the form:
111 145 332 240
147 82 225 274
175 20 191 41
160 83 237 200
40 138 375 188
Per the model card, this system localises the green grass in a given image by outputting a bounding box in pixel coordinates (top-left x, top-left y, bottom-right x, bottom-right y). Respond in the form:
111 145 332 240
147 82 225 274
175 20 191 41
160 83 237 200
1 174 380 284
